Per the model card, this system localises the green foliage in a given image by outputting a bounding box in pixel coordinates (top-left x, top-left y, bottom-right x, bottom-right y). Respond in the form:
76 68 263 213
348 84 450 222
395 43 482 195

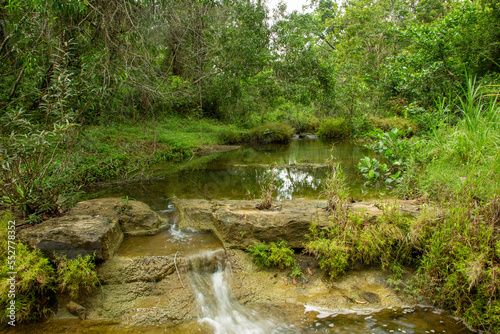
398 77 500 202
359 128 407 186
305 203 413 279
56 254 99 299
358 157 390 183
317 118 350 140
0 211 99 324
248 123 294 144
368 116 419 137
321 148 349 212
0 212 55 323
410 203 500 332
246 240 299 272
0 109 77 219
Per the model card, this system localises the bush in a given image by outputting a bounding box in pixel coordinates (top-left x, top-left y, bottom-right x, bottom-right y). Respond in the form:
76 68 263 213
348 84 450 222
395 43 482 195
305 203 413 279
287 113 320 133
0 211 99 324
247 240 301 276
217 128 249 144
248 122 294 144
369 116 419 136
317 118 350 140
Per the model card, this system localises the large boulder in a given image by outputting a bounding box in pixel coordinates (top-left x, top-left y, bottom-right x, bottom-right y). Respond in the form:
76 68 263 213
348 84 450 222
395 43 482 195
18 215 123 261
70 198 165 236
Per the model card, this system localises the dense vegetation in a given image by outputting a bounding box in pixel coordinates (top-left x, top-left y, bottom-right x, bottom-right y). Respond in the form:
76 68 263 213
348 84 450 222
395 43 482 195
1 0 500 330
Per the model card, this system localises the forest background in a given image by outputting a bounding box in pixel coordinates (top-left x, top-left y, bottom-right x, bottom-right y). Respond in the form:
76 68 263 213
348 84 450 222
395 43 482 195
1 0 500 331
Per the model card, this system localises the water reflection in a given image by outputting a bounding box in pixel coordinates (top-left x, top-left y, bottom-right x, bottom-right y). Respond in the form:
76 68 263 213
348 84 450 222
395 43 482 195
90 139 391 207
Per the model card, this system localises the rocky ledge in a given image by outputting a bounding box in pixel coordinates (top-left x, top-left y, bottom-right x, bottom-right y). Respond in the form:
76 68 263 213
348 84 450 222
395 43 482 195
174 198 424 249
18 198 166 260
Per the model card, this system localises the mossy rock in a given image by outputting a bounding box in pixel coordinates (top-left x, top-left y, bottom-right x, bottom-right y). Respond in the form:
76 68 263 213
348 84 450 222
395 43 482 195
317 118 351 140
248 122 294 144
369 116 419 136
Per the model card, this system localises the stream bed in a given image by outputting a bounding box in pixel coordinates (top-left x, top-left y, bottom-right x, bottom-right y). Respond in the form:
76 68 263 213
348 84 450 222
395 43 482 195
4 139 476 334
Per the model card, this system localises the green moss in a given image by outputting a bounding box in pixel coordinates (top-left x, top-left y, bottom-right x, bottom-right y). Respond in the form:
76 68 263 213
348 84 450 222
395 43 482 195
248 122 294 144
368 116 419 136
317 118 350 140
217 128 249 144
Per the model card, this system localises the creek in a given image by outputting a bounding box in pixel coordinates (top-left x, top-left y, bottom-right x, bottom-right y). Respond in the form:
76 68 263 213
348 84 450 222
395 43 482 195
92 137 392 204
6 138 475 334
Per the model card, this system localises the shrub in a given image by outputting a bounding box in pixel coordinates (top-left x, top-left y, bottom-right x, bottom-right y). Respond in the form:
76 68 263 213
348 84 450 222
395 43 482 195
368 116 419 136
305 203 413 279
56 254 99 299
0 211 99 324
317 118 350 140
247 240 300 274
217 128 249 144
248 122 294 144
288 113 320 133
256 164 277 210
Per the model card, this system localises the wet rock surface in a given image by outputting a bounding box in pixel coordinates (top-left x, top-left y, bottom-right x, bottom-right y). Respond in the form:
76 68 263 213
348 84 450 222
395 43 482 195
226 250 407 312
82 254 197 325
71 248 409 327
174 198 425 249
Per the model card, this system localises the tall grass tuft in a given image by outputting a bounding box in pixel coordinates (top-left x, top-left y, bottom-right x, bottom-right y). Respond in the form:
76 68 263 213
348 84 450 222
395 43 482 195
321 147 350 213
399 75 500 202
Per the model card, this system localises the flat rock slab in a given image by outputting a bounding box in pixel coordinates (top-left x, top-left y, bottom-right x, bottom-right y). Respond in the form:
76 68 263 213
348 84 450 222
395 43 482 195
174 199 425 249
228 250 408 312
70 198 165 236
18 198 165 260
18 215 123 261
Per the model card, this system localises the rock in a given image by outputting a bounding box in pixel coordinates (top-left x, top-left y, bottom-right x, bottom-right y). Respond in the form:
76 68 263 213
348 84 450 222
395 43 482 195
97 256 175 284
66 301 86 320
70 198 165 236
18 215 123 261
174 199 330 249
174 199 426 249
359 291 381 304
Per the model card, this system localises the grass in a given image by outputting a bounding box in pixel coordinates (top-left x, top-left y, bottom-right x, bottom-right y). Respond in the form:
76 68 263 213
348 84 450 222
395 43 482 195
398 77 500 202
317 118 350 140
72 115 246 185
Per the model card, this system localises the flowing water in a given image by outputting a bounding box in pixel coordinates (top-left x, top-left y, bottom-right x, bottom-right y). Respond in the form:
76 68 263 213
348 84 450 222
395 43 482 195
4 139 477 333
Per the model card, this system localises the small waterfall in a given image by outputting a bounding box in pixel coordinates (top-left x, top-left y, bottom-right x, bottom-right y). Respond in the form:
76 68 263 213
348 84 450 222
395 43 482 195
187 252 294 334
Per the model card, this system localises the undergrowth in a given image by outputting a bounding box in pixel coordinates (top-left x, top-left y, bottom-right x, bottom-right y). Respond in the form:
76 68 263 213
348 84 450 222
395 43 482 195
247 240 302 278
0 211 99 324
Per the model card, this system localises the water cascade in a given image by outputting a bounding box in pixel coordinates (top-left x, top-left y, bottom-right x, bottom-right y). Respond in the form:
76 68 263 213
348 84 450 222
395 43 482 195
186 251 294 334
